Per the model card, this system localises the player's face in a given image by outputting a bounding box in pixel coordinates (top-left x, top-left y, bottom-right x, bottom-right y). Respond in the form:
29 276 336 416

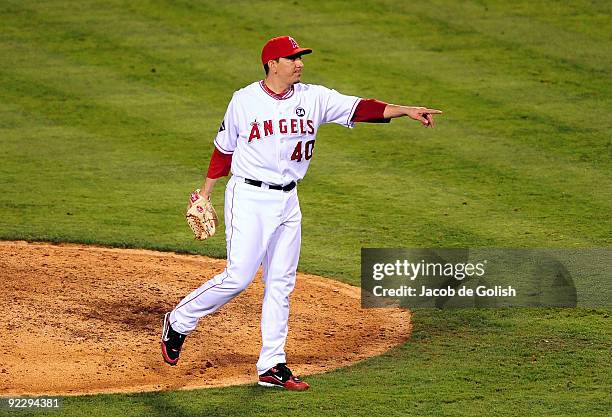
276 55 304 84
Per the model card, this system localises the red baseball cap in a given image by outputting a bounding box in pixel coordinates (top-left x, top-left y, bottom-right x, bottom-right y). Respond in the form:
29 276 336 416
261 36 312 65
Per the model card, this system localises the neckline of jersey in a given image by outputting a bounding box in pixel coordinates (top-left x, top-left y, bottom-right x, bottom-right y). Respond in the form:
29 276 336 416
259 80 294 100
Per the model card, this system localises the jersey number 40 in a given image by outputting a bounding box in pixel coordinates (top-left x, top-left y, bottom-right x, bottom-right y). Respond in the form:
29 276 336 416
291 140 315 162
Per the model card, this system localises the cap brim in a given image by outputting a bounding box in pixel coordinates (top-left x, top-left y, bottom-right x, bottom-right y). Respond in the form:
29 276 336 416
284 48 313 58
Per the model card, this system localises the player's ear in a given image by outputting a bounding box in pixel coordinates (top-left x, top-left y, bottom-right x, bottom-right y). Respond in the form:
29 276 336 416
267 59 280 75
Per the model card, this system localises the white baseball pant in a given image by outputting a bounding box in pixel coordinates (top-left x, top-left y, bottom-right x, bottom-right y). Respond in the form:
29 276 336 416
169 175 302 374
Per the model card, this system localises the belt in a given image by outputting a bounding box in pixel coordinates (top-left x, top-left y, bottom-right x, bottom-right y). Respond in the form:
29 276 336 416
244 178 296 192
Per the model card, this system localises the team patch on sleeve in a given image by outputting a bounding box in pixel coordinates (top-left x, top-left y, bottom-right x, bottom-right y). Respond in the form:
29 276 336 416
219 121 226 132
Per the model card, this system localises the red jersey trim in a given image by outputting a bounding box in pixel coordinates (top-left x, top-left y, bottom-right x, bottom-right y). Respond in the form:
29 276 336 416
347 97 360 126
213 139 234 155
259 80 295 100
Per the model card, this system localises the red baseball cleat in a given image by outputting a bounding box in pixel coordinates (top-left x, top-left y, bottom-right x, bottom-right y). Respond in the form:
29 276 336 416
258 363 310 391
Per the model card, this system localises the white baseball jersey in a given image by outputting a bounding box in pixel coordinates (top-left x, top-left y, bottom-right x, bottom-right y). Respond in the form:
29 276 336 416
214 81 360 185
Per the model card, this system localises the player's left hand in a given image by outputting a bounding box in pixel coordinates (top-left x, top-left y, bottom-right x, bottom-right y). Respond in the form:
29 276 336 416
186 189 219 240
406 107 442 128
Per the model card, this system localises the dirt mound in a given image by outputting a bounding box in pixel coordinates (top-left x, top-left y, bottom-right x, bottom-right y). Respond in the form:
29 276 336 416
0 241 411 396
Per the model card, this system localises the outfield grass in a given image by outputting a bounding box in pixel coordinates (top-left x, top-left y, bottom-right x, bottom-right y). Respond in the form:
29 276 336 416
0 0 610 416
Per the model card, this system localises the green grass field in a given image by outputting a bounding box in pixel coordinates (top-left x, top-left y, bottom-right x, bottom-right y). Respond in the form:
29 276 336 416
1 0 610 416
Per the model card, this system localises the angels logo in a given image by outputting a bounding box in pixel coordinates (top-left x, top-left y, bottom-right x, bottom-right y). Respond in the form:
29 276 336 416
295 107 305 117
288 37 299 48
249 120 262 141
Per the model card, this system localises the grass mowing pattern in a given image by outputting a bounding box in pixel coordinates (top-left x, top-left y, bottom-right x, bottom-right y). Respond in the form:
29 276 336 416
0 1 610 416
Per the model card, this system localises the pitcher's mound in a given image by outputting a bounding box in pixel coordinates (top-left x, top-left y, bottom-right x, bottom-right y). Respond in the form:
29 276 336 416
0 241 410 396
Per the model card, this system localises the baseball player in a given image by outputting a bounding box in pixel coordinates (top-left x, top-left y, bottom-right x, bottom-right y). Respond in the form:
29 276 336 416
162 36 442 391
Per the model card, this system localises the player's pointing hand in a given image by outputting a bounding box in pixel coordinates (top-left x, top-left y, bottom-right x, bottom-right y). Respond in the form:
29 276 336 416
382 105 443 128
406 107 443 128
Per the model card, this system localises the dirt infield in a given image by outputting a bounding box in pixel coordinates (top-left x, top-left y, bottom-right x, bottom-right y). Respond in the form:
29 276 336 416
0 241 411 396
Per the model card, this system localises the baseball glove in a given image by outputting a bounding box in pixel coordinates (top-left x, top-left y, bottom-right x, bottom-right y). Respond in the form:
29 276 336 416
186 189 218 240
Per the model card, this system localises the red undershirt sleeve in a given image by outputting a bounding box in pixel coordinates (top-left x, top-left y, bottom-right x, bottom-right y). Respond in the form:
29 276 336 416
351 99 391 123
206 148 233 179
